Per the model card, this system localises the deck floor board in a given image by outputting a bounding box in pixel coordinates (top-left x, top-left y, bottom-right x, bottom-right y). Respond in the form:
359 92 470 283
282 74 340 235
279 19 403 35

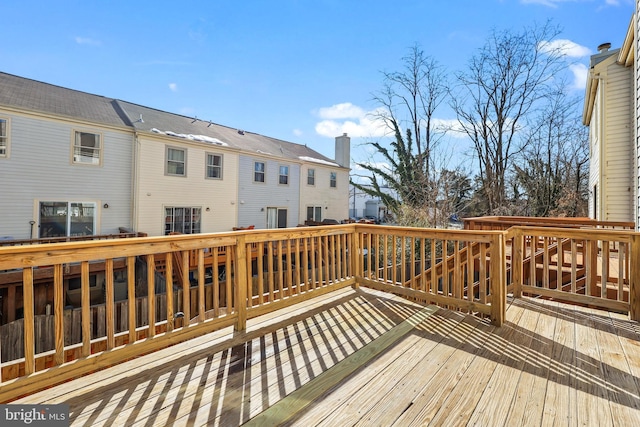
12 287 640 426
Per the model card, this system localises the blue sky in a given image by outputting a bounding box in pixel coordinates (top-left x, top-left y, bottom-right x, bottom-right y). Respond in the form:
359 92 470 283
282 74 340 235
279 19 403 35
1 0 635 165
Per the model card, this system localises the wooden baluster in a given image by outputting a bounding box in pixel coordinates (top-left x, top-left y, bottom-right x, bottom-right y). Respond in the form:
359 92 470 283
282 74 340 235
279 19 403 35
81 261 91 356
258 242 265 303
147 255 156 338
23 267 35 375
105 259 115 349
166 253 174 331
213 248 220 316
53 264 64 365
127 256 136 343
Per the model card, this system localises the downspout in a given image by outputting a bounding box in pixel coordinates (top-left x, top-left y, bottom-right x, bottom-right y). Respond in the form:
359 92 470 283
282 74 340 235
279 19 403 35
595 74 605 221
132 132 140 232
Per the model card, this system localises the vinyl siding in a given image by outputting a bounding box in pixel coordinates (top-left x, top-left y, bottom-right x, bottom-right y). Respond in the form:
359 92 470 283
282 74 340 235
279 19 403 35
237 156 300 229
637 4 640 230
299 163 349 223
602 61 634 222
0 111 133 239
136 135 239 236
588 93 601 219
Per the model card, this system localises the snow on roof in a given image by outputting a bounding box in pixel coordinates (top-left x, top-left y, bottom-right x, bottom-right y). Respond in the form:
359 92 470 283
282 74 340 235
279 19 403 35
151 128 228 146
298 156 339 167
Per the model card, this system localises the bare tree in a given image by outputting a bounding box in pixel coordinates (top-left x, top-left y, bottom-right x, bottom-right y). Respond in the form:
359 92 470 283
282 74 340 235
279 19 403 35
451 22 566 215
352 45 453 226
515 88 588 216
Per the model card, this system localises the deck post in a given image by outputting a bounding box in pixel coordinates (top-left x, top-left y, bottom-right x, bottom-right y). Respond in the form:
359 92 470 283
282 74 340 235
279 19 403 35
490 233 506 326
630 234 640 322
512 228 523 298
352 225 360 289
235 234 248 331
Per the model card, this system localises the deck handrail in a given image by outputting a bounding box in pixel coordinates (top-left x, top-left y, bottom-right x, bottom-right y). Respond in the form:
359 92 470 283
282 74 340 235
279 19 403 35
465 216 635 231
506 226 640 317
0 221 638 402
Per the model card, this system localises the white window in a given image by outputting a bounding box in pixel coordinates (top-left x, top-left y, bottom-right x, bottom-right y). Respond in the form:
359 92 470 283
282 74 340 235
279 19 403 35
266 207 287 229
164 207 201 234
307 206 322 222
39 201 96 238
166 147 186 176
0 118 8 158
279 165 289 185
330 172 337 188
307 168 315 186
254 161 265 182
73 131 101 165
206 153 223 179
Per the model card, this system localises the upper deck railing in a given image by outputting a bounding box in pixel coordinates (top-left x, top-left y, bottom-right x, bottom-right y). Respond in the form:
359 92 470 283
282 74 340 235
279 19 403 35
464 216 635 231
0 220 637 402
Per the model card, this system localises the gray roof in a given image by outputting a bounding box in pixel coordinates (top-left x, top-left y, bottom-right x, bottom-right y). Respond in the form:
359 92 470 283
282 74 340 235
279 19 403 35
0 72 130 127
117 101 337 163
0 71 338 165
589 47 620 68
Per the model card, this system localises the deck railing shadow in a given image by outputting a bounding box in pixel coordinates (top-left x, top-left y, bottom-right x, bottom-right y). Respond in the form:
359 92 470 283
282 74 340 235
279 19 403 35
62 289 417 425
63 288 640 425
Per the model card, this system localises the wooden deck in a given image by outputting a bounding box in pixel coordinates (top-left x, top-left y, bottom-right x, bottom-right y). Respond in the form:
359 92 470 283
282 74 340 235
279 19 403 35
12 286 640 426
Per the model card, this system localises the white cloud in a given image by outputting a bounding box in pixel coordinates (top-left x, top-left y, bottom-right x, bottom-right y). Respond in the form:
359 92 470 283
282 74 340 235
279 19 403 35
169 83 178 92
431 119 469 139
538 39 591 58
293 129 303 137
523 0 626 8
520 0 563 7
316 102 366 120
75 36 101 46
315 116 388 138
314 103 389 138
569 63 589 90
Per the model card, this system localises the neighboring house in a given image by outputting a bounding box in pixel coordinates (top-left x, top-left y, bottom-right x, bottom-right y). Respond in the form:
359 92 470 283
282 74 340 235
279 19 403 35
119 102 349 233
117 101 241 236
298 133 351 226
583 39 635 223
349 183 396 221
0 72 135 240
0 72 350 239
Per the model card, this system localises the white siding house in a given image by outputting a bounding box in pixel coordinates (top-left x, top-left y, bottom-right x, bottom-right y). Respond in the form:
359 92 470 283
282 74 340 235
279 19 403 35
118 102 349 233
238 156 300 228
583 41 635 223
0 72 350 238
0 73 134 240
298 134 350 225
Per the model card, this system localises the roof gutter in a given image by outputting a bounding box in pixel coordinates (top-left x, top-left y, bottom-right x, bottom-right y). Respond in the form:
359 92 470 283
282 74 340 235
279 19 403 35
582 70 599 126
618 14 635 67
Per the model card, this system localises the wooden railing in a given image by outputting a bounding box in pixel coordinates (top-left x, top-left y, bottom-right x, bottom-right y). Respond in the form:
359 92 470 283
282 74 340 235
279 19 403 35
506 226 640 316
0 226 357 401
355 225 505 324
464 216 635 231
0 221 637 402
0 231 146 247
